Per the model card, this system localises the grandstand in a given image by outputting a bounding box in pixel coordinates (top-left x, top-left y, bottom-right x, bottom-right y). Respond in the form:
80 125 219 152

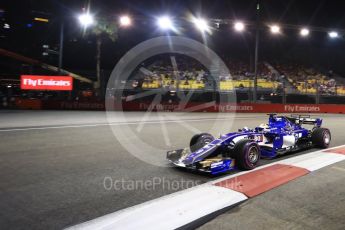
3 51 345 109
273 62 345 95
129 54 281 92
121 54 345 107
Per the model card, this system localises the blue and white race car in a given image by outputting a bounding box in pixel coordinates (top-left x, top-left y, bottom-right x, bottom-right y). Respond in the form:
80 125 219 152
167 114 331 175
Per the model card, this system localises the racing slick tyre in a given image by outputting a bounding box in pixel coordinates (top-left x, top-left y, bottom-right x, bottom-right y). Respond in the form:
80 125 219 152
190 133 215 152
233 139 260 170
312 128 331 148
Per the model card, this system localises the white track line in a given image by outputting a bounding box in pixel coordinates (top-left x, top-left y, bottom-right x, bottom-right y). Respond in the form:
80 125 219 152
279 151 345 171
0 116 260 132
65 185 247 230
65 145 345 230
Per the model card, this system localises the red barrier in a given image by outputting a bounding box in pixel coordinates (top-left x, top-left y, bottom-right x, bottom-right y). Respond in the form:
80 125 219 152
218 103 345 113
118 101 345 114
15 98 42 110
22 99 345 113
42 101 105 110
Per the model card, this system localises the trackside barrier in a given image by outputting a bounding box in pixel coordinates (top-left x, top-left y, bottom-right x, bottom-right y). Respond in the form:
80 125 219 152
118 102 345 114
42 101 105 110
15 98 42 110
13 99 345 113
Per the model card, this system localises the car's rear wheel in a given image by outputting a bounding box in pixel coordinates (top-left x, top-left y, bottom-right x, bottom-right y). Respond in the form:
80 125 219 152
190 133 214 152
312 128 331 148
233 139 260 170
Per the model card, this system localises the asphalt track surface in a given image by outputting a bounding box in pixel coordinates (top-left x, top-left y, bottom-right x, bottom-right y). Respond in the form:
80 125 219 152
199 160 345 230
0 110 344 230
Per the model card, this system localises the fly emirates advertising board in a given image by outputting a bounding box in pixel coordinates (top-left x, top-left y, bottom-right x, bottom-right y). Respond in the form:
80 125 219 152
21 75 73 91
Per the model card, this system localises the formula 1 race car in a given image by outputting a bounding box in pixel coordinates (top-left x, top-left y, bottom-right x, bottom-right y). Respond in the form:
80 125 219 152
167 114 331 175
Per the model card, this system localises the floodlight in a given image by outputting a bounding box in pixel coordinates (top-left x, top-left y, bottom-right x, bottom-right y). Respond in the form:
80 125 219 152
119 15 131 27
78 13 94 27
270 25 280 34
157 16 173 30
300 28 309 37
234 21 245 32
193 18 208 32
329 31 338 38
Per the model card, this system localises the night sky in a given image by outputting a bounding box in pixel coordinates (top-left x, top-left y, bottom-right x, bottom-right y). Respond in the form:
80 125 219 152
1 0 345 75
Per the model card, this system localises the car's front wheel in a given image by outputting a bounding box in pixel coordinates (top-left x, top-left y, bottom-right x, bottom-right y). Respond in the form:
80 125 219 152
312 128 331 148
233 139 261 170
190 133 215 152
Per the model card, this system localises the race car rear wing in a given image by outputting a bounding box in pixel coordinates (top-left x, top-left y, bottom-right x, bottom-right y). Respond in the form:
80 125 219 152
290 115 322 127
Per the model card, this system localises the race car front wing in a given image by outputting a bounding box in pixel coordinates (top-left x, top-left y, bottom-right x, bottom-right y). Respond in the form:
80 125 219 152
167 149 236 175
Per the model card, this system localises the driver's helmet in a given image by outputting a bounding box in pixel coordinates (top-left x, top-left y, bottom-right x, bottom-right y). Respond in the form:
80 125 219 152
242 126 250 132
259 123 269 129
285 121 293 130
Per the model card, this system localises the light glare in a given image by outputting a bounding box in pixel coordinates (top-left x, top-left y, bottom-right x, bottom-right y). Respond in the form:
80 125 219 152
193 18 209 32
329 31 338 38
78 13 94 27
300 28 309 36
234 22 245 32
120 15 131 27
270 25 280 34
157 16 173 30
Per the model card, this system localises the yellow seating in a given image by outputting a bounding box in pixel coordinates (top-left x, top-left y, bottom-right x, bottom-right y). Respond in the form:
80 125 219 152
142 76 282 91
220 81 234 90
306 88 316 94
142 80 160 89
218 79 280 90
337 88 345 95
